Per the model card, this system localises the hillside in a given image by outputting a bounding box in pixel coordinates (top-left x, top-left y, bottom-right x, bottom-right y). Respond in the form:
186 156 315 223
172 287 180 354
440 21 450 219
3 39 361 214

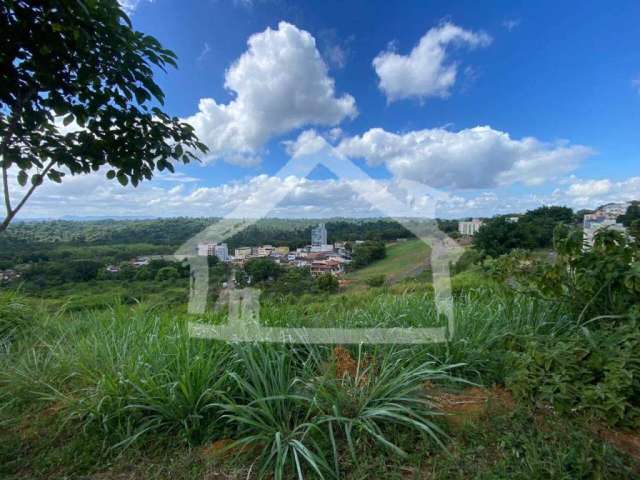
345 239 431 287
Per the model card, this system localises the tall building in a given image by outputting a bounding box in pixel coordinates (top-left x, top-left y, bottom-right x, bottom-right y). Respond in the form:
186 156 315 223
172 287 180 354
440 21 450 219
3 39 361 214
197 242 229 261
311 223 327 246
458 219 483 236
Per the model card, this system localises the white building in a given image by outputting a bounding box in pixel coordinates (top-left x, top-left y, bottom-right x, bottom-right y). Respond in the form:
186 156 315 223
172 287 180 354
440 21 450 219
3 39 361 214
458 219 484 236
197 242 229 262
597 202 629 218
582 202 629 248
583 215 626 248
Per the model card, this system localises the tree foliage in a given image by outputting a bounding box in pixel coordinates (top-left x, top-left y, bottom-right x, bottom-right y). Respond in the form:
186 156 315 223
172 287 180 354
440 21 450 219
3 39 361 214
316 272 339 292
618 201 640 227
0 0 207 231
486 225 640 322
474 206 575 257
350 240 386 269
244 257 282 283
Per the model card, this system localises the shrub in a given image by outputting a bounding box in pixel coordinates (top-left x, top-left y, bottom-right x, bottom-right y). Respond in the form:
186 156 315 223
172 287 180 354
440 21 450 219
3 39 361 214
311 347 458 464
350 241 386 270
12 306 236 447
221 345 333 479
244 257 282 283
507 321 640 428
155 266 179 281
317 273 339 293
486 226 640 323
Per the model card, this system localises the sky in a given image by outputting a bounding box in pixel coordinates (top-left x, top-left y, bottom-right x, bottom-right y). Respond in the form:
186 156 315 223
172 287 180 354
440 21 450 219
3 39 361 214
10 0 640 219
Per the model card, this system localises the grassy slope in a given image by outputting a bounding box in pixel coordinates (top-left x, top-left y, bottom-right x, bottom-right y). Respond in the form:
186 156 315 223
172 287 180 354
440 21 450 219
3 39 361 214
1 289 639 478
345 239 430 287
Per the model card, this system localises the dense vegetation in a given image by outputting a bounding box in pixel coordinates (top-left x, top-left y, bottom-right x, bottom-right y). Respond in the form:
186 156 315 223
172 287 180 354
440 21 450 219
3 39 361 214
473 206 575 257
0 218 403 307
1 216 639 478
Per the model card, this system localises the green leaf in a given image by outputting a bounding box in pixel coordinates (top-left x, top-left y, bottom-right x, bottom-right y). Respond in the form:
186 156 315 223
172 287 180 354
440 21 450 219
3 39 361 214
17 171 28 187
63 114 75 126
31 174 43 186
116 172 128 186
47 170 64 183
106 170 116 180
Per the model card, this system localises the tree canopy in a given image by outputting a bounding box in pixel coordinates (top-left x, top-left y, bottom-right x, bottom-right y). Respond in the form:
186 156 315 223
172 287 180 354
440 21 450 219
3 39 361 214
618 202 640 227
0 0 207 231
474 206 575 257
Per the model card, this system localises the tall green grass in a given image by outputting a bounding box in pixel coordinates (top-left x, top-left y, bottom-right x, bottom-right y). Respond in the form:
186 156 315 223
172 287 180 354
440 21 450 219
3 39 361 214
0 286 585 478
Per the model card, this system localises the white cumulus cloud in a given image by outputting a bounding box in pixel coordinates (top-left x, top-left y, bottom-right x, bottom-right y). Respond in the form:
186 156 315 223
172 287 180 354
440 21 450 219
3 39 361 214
338 126 594 188
562 177 640 208
372 22 492 102
185 22 357 166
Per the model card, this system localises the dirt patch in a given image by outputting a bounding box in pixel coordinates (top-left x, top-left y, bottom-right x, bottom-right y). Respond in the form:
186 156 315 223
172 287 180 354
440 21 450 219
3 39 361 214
594 426 640 464
429 386 515 427
201 439 236 459
334 346 359 379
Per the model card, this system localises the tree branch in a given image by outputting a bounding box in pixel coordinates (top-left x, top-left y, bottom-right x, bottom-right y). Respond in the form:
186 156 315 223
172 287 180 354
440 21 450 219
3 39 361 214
2 162 11 216
0 87 38 233
0 159 55 233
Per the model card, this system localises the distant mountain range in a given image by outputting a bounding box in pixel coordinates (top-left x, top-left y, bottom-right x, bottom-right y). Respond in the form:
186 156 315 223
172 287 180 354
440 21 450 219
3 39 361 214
15 215 159 222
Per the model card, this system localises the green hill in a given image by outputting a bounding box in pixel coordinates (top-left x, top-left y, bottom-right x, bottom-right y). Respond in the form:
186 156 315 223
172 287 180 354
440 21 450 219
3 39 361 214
345 239 431 287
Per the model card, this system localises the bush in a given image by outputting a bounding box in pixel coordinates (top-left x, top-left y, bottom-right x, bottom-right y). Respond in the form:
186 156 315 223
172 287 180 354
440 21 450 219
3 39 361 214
155 266 179 281
317 273 339 293
486 226 640 323
312 347 456 460
267 267 317 296
33 306 234 446
507 321 640 428
221 345 333 479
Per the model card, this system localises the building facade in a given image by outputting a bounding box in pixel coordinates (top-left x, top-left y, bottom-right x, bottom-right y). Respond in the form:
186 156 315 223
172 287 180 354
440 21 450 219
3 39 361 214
458 219 484 236
583 207 628 248
311 223 327 246
197 242 229 261
234 247 252 259
310 259 344 277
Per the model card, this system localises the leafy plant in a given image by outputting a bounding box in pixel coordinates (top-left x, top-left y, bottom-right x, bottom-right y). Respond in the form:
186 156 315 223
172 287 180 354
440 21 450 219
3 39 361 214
486 226 640 323
16 305 235 447
311 347 458 466
317 273 340 293
507 321 640 428
221 345 333 480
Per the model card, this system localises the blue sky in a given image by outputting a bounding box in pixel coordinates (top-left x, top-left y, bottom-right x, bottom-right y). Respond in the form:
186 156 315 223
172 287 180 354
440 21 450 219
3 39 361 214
14 0 640 218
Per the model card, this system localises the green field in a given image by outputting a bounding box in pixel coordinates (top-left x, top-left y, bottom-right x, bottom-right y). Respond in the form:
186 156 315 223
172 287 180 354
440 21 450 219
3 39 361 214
345 239 430 286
